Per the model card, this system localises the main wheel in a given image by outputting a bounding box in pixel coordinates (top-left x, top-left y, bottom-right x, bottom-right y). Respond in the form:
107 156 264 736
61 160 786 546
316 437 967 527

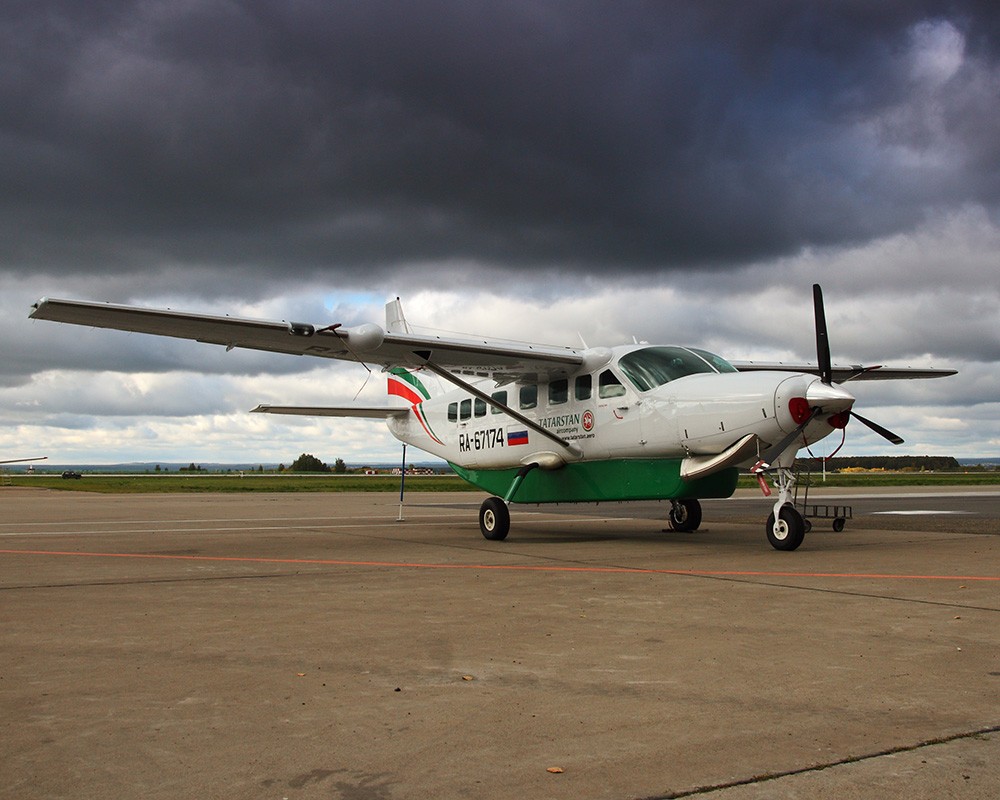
765 505 806 551
668 499 702 532
479 497 510 541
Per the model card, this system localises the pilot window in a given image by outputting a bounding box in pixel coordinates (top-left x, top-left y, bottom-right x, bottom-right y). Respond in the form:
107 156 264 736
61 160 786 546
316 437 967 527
519 385 537 410
448 402 458 422
598 370 626 399
548 379 568 405
575 374 592 401
491 390 507 414
460 399 472 420
474 398 487 417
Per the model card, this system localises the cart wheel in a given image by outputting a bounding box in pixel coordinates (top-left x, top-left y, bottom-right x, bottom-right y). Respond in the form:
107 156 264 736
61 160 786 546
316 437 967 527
832 517 846 532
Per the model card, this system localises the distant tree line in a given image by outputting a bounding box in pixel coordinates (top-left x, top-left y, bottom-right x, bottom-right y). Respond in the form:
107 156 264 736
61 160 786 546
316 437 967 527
795 456 962 471
287 454 347 473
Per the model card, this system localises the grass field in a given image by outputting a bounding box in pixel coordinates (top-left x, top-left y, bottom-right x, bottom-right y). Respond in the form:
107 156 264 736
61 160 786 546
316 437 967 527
5 470 998 493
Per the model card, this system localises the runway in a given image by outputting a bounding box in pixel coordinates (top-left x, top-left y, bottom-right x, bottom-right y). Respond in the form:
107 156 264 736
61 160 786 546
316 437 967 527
2 487 999 799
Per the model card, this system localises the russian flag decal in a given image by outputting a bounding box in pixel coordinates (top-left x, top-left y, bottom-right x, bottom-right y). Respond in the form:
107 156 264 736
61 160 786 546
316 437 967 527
507 428 529 446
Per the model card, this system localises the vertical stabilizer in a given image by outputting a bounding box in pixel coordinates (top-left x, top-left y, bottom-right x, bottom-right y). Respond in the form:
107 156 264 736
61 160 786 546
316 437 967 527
385 297 411 334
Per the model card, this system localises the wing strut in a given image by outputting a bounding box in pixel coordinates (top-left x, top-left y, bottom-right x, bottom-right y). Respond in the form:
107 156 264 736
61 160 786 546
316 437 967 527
414 353 582 459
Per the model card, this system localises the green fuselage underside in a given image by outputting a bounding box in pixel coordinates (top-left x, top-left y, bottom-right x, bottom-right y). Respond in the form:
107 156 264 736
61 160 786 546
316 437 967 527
449 458 739 504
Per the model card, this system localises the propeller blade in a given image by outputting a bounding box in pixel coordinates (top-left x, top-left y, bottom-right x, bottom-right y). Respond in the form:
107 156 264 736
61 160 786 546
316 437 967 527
757 407 820 469
851 411 904 445
813 283 832 385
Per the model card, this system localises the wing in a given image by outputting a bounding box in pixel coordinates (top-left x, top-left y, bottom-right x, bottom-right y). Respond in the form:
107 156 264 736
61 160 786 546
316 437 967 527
0 457 47 465
731 361 957 381
30 298 585 381
251 405 408 419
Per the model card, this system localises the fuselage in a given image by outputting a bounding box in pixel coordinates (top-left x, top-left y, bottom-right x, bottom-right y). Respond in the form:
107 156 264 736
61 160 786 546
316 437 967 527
387 344 856 474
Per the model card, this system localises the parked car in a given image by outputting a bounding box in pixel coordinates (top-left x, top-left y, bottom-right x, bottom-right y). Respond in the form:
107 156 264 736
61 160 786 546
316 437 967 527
61 471 82 479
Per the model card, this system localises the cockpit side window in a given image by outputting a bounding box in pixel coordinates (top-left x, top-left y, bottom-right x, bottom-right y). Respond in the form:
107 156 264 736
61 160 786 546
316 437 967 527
598 369 626 398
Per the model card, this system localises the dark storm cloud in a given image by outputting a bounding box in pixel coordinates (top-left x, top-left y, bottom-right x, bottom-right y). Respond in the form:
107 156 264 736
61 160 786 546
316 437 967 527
3 1 1000 285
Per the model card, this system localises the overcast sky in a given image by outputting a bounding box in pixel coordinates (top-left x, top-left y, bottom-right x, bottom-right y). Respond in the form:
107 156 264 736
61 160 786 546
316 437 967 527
2 1 998 465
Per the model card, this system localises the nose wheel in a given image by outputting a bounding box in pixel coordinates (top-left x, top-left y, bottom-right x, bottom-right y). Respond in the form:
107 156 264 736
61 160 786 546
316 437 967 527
766 504 806 551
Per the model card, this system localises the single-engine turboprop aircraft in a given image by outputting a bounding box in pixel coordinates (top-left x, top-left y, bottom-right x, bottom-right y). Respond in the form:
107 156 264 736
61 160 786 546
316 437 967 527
30 285 954 550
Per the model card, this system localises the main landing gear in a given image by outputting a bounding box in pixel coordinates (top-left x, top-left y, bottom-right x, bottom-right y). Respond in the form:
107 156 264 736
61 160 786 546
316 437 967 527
478 463 540 541
667 498 702 532
478 496 510 541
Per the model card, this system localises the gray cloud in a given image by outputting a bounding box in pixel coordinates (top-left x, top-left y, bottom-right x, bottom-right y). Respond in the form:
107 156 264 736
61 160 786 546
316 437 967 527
4 1 1000 287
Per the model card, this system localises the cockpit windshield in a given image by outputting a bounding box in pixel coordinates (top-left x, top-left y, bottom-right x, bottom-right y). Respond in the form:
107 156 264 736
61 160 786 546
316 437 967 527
617 346 737 391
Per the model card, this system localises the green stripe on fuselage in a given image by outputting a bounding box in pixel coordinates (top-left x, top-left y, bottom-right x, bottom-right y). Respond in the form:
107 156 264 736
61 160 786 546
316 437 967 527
449 459 738 504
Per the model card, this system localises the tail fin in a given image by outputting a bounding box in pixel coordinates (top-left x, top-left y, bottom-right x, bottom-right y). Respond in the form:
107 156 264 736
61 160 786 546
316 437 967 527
385 296 411 334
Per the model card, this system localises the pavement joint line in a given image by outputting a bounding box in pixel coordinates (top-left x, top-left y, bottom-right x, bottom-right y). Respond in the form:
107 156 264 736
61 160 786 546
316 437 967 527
641 722 1000 799
0 515 651 538
1 548 998 582
0 511 472 528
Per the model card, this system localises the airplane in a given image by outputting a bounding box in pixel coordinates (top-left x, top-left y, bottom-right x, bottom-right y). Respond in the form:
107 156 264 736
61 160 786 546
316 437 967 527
29 285 955 550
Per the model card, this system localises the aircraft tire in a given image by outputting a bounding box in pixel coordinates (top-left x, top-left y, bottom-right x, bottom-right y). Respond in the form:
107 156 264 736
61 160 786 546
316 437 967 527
766 505 805 551
668 499 702 532
479 497 510 541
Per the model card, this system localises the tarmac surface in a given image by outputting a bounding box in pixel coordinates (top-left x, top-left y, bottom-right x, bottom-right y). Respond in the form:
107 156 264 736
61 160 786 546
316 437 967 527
2 486 999 799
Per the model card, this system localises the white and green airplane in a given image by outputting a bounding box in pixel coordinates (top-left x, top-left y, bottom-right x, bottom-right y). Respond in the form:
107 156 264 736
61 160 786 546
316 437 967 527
30 285 954 550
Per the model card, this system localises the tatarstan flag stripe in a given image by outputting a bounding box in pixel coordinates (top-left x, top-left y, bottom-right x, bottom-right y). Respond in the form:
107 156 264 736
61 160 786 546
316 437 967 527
388 367 430 400
412 404 443 445
388 379 424 406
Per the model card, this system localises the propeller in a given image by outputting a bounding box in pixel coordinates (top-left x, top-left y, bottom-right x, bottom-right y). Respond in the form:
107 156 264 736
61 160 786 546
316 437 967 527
811 283 904 446
849 410 904 445
813 284 832 385
754 406 820 472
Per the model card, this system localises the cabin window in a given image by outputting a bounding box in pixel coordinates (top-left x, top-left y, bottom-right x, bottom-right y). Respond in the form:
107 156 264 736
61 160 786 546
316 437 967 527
491 390 507 414
448 402 458 422
519 384 537 410
598 370 626 399
474 398 487 417
460 399 472 420
575 374 592 401
548 378 568 405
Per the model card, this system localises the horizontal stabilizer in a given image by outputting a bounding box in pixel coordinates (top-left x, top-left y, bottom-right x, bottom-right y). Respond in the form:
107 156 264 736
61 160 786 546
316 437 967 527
680 433 760 480
251 405 408 419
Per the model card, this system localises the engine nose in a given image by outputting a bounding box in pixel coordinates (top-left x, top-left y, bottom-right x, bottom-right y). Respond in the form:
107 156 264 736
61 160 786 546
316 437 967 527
805 379 855 413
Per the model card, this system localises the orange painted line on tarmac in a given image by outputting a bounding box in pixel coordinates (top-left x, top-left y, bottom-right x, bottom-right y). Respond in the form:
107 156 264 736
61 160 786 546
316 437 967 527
1 548 998 582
